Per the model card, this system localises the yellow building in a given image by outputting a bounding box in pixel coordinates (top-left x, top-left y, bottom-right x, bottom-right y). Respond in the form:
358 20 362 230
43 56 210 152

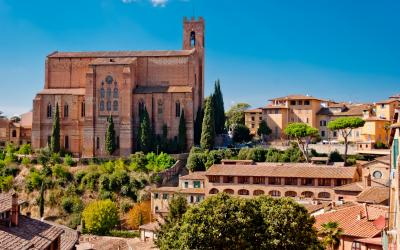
244 108 263 135
375 98 400 121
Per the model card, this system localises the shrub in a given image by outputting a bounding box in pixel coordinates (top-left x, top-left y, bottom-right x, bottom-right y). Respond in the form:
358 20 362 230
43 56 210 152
37 148 51 166
232 124 251 143
82 199 119 235
61 196 75 213
187 152 207 172
74 170 87 184
0 175 13 192
64 154 75 166
329 150 343 162
21 157 31 167
127 200 151 229
68 213 82 229
247 147 268 162
18 144 32 155
129 152 147 172
25 170 44 192
109 230 139 238
374 141 388 149
50 153 62 165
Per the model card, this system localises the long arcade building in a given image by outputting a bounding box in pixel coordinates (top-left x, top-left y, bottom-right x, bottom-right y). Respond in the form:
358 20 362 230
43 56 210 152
32 17 205 157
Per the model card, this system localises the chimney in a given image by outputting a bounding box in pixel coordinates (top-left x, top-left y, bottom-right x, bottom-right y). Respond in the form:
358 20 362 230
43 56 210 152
11 193 19 226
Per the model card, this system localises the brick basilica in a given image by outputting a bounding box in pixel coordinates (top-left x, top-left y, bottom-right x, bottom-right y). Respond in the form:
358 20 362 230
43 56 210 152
32 17 205 157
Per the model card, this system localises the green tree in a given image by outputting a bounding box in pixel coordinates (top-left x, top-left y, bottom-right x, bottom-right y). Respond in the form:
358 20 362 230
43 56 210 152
200 97 215 150
50 103 60 153
194 107 204 145
82 199 119 235
105 115 116 155
319 221 343 250
327 117 365 163
213 79 225 134
284 123 319 162
137 108 152 153
232 124 251 143
178 110 187 152
156 193 321 250
225 103 250 129
257 120 272 141
38 181 45 218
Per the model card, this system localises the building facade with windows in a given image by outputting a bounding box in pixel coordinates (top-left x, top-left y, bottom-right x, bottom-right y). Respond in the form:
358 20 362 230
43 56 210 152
0 112 32 148
32 17 205 157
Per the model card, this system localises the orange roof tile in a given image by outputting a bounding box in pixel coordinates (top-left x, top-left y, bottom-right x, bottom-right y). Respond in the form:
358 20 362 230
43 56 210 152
180 172 206 180
244 108 263 113
333 182 364 192
206 163 358 179
356 186 389 204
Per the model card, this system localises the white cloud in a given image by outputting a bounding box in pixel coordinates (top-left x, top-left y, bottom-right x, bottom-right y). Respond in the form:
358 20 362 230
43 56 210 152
121 0 137 3
151 0 168 7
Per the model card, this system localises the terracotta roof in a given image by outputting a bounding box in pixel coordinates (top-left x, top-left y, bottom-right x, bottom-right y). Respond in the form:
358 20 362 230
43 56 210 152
180 172 206 180
375 99 399 104
315 204 387 238
328 103 348 108
302 202 329 214
139 222 159 231
20 112 32 129
0 191 25 213
89 57 137 65
269 94 324 101
45 220 79 250
333 182 364 192
38 88 86 95
0 215 64 250
354 237 382 245
133 85 192 94
316 107 333 116
48 50 195 58
356 186 389 204
206 163 358 179
244 108 262 113
263 105 288 109
375 155 391 165
332 104 370 117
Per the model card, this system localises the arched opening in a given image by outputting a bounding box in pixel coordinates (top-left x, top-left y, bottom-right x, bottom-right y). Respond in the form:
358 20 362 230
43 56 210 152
113 87 118 98
47 103 52 118
318 192 331 199
285 191 297 197
209 188 219 194
190 31 196 47
238 189 249 195
269 190 281 197
301 191 314 198
253 190 264 196
100 101 105 111
113 100 118 111
64 104 69 118
100 87 105 98
107 101 111 111
158 100 163 115
223 189 234 194
175 101 181 117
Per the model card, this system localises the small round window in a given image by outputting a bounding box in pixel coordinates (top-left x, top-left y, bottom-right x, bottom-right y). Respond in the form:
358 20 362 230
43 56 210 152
373 171 382 179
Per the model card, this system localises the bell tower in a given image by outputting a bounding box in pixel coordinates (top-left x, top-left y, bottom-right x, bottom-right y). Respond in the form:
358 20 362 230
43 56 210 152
183 17 205 54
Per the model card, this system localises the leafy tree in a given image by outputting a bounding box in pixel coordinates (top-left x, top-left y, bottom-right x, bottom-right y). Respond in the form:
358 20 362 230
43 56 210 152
200 97 215 150
137 108 152 153
10 116 21 122
187 152 207 172
284 123 319 162
18 144 32 155
156 193 321 250
63 154 75 166
225 103 250 129
82 199 119 235
50 103 60 153
178 110 187 152
129 152 147 172
213 79 225 134
327 117 365 164
257 120 272 141
21 157 31 167
232 124 251 143
105 115 116 155
193 107 204 145
319 221 343 250
127 200 151 229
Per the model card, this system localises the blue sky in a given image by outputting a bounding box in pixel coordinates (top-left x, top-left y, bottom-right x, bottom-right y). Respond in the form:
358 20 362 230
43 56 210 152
0 0 399 116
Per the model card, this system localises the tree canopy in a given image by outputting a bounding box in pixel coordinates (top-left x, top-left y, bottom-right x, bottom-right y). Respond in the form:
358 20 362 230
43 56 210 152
200 97 215 150
327 117 365 163
105 115 116 155
225 103 250 129
284 123 319 162
213 79 225 134
82 199 119 235
319 221 343 250
232 124 251 143
257 120 272 140
156 193 321 250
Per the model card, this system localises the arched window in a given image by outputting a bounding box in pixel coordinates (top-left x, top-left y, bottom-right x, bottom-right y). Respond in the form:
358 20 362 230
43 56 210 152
64 104 69 118
113 100 118 111
158 100 163 114
107 88 111 99
285 191 297 197
113 87 118 98
269 190 281 197
100 101 105 111
223 189 234 194
100 88 105 98
190 31 196 47
209 188 219 194
238 189 249 195
175 101 181 117
47 103 52 118
107 101 111 111
301 191 314 198
106 75 113 84
318 192 331 199
253 190 264 196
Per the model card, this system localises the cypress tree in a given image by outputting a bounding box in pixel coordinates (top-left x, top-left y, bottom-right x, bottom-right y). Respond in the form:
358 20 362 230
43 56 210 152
39 181 45 218
178 110 187 152
213 79 225 134
138 107 151 153
105 115 116 155
194 107 203 145
200 97 215 150
50 103 60 153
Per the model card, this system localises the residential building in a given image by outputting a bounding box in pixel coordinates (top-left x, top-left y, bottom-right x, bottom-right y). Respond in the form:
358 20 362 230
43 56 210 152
314 203 387 250
0 191 78 250
0 111 32 148
244 108 263 135
32 17 205 157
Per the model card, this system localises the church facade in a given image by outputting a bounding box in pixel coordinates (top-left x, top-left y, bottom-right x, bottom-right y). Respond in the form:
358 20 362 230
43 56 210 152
32 17 205 157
